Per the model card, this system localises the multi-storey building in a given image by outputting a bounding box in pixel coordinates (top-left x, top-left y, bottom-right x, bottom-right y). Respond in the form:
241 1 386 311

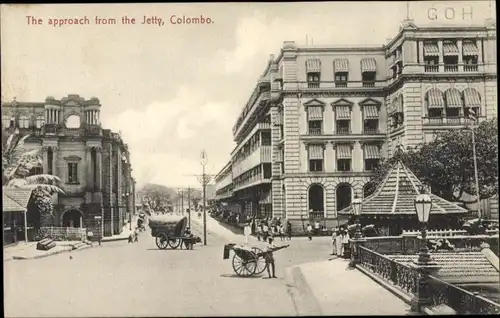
1 94 135 237
216 18 498 230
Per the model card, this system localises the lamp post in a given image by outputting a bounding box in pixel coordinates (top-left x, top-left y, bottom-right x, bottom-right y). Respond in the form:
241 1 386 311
414 187 433 265
468 111 482 218
200 150 209 246
351 193 363 239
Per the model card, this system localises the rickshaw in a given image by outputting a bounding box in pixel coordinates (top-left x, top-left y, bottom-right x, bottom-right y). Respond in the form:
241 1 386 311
222 243 289 277
149 215 201 250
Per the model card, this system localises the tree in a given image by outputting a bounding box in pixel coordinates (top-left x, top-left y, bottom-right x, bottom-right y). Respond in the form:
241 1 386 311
366 118 498 204
139 183 175 211
2 130 64 226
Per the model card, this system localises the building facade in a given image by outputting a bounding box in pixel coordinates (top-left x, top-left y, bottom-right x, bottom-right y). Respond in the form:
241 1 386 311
1 94 135 237
216 19 498 230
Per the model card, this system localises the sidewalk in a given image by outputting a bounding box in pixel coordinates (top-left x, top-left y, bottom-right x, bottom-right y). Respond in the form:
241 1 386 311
286 258 414 316
101 215 140 242
4 240 92 261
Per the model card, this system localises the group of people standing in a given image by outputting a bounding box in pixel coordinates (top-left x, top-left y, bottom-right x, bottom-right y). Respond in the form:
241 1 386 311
253 218 292 242
331 226 350 258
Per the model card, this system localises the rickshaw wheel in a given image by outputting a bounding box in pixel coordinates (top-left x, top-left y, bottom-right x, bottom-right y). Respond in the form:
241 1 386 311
155 233 169 249
251 247 268 275
232 254 257 277
168 238 181 249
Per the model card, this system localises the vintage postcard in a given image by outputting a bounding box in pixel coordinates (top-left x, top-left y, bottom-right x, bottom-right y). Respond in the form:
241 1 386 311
2 1 498 317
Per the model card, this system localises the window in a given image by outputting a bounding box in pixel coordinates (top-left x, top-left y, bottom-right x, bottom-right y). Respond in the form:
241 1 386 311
336 120 350 135
445 107 460 118
2 116 10 128
309 159 323 172
35 115 46 129
308 144 324 172
361 72 376 87
308 120 322 135
47 148 53 175
337 159 351 172
307 73 320 88
18 115 29 128
336 144 352 172
263 163 272 179
335 72 348 87
261 131 271 146
68 163 79 184
392 113 404 128
464 107 479 118
428 109 442 118
364 159 379 171
28 166 43 176
363 119 379 134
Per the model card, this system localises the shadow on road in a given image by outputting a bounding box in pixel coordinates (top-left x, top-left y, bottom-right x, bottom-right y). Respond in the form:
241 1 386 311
145 248 199 251
219 274 262 279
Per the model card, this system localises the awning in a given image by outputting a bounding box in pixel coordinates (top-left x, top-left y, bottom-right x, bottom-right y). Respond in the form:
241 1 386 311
336 144 352 159
462 42 479 56
2 187 33 213
443 41 459 56
423 42 440 56
308 144 324 159
427 89 445 109
364 144 381 159
363 105 379 119
334 59 349 73
307 106 323 120
273 113 283 125
336 106 351 119
306 59 321 73
463 88 481 108
445 89 462 108
361 58 377 72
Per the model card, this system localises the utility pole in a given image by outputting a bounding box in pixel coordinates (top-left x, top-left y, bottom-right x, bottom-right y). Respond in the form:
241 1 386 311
187 187 192 227
468 110 482 218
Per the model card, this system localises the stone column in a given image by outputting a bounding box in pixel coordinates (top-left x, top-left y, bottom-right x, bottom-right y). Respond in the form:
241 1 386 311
418 40 424 64
42 146 49 174
51 146 58 177
438 41 444 72
477 39 483 64
85 146 93 191
45 109 50 123
96 146 102 191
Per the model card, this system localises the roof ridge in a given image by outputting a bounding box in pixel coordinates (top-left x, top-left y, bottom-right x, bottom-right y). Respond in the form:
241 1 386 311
390 163 401 214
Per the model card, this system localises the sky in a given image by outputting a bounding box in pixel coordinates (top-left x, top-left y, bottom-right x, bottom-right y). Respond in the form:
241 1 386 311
1 1 494 189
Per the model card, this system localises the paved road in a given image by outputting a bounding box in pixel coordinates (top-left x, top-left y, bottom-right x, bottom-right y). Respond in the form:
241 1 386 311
4 215 333 317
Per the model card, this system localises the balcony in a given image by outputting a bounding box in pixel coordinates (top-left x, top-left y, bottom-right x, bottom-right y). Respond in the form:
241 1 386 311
41 123 61 135
335 127 351 135
232 145 272 178
233 91 271 139
86 125 102 136
422 116 479 126
233 175 271 192
308 128 322 135
285 80 385 91
424 65 439 72
444 64 459 72
464 64 479 72
363 128 380 135
257 122 271 130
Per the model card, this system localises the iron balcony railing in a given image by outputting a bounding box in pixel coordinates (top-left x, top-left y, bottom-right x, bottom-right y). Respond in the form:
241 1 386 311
308 127 322 135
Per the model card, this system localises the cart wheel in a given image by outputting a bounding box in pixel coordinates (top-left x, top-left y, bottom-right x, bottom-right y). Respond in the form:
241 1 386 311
232 254 257 277
155 233 169 249
251 247 268 275
168 238 181 249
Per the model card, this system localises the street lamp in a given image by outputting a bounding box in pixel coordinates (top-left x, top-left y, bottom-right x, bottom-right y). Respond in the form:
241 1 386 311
200 150 208 246
351 193 363 239
468 111 482 218
414 186 433 265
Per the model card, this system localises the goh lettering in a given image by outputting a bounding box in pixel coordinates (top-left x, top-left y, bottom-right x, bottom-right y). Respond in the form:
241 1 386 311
170 15 214 25
427 6 473 20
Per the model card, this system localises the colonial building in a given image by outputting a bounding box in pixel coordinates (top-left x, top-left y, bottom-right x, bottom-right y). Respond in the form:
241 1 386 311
1 94 135 237
216 18 498 230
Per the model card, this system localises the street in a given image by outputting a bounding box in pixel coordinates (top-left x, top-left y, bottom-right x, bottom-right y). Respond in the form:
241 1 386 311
4 217 333 317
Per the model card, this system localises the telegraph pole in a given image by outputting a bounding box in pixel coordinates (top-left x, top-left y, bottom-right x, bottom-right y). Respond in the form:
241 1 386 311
187 187 192 227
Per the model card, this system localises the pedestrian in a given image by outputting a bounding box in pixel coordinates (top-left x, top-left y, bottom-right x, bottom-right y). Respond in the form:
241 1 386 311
264 236 277 279
257 223 262 241
262 222 269 242
244 222 251 246
335 227 343 257
279 224 285 241
133 227 139 243
306 223 313 240
341 226 350 258
331 227 338 255
286 220 292 240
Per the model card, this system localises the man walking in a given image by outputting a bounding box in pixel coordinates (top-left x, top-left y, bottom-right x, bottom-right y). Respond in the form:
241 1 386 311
263 237 289 279
306 223 313 240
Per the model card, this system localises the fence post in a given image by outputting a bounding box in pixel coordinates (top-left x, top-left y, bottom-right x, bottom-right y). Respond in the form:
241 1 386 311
410 262 441 313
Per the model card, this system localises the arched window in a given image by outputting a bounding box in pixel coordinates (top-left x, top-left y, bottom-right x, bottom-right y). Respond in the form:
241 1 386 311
18 115 30 128
463 88 481 119
66 114 81 128
2 115 10 128
444 88 462 118
35 115 46 129
336 183 352 212
308 184 324 218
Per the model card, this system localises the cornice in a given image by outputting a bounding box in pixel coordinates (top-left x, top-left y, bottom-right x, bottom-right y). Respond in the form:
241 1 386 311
282 171 374 179
300 134 387 143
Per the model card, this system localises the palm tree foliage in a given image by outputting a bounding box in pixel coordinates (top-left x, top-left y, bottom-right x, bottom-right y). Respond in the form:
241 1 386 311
2 130 64 215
